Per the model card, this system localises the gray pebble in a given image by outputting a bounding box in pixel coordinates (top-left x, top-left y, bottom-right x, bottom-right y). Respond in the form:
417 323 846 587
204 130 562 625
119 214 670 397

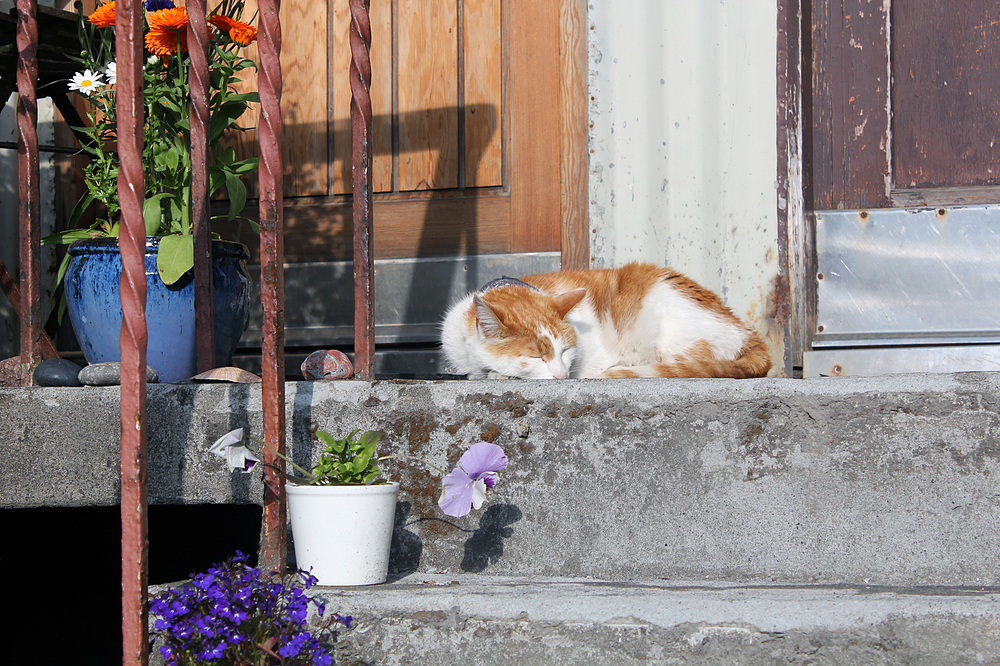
79 362 159 386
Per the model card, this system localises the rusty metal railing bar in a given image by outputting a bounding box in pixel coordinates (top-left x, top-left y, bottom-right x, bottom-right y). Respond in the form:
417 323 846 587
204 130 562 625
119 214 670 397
188 0 215 375
16 0 41 372
116 0 149 664
257 0 287 575
350 0 375 381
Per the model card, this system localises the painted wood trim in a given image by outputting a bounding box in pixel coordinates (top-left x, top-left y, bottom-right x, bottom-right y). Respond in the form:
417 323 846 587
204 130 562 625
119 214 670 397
776 0 803 377
559 0 590 271
808 0 890 210
891 186 1000 208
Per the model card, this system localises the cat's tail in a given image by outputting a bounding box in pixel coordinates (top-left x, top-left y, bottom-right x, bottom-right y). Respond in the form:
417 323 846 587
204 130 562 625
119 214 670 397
602 333 772 379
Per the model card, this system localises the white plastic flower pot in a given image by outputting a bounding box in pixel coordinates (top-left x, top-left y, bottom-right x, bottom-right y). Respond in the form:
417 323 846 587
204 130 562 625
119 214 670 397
285 481 399 586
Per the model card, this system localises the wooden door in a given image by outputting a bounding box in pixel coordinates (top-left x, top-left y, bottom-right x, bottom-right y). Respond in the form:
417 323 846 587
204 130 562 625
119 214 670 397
226 0 588 267
803 0 1000 376
808 0 1000 209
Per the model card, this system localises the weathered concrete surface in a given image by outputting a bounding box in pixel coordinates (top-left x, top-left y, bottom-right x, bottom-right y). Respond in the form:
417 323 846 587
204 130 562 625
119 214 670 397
3 373 1000 585
318 574 1000 666
147 574 1000 666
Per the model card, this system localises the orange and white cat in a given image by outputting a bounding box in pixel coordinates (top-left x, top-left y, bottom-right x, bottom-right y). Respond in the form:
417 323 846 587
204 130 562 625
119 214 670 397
440 262 771 379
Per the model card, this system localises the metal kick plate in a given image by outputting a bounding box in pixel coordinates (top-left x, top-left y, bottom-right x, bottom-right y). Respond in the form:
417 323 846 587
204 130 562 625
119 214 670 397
238 252 562 348
803 345 1000 378
814 206 1000 347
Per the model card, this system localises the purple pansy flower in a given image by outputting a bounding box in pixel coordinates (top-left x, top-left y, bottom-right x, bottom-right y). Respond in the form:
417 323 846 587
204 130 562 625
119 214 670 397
144 0 175 11
209 428 260 473
438 442 508 517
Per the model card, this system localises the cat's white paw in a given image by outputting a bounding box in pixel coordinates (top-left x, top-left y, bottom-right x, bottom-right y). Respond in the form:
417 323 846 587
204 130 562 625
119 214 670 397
486 371 518 380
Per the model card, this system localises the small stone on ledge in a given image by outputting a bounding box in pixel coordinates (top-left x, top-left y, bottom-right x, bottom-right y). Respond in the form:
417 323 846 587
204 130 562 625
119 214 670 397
33 358 84 387
301 349 354 380
191 367 262 383
79 362 159 386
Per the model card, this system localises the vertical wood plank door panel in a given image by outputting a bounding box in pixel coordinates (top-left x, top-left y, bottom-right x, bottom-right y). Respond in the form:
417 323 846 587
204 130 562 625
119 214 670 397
398 0 460 191
464 0 502 187
229 0 328 197
331 0 392 194
808 0 890 210
892 1 1000 189
217 0 583 263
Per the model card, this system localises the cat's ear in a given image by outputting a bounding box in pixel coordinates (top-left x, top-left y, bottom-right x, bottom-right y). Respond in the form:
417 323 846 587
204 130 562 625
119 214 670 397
553 289 586 319
473 295 505 338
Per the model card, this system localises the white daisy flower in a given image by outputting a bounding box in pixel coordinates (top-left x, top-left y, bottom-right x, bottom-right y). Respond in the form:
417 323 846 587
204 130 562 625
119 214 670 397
104 61 117 86
68 70 105 95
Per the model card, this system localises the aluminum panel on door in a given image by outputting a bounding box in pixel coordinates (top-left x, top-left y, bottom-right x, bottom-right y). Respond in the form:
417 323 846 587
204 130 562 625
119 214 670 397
813 206 1000 347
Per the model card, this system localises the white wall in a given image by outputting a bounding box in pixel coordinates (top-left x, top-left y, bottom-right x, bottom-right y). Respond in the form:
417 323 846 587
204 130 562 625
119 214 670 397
587 0 782 369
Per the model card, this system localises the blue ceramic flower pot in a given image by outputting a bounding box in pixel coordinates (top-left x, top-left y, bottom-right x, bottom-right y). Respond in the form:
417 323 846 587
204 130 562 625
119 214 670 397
64 237 253 383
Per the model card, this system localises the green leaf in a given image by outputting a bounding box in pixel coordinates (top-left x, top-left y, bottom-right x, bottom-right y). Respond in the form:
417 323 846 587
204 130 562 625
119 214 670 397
164 144 180 172
156 234 194 285
55 252 71 286
143 193 173 236
231 157 259 175
68 191 96 230
224 171 247 220
219 146 236 168
41 228 103 246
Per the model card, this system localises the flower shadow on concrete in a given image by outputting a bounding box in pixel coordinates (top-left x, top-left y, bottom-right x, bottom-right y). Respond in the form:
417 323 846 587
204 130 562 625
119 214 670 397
460 504 522 572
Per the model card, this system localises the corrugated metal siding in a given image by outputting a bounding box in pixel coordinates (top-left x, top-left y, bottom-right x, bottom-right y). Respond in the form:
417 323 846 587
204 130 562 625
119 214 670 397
588 0 783 373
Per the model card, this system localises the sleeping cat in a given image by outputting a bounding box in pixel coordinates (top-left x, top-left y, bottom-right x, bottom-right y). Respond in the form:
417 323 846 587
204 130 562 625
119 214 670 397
440 262 771 379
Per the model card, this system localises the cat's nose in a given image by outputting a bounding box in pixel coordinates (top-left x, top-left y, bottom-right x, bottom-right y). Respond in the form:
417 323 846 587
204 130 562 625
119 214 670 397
549 362 569 380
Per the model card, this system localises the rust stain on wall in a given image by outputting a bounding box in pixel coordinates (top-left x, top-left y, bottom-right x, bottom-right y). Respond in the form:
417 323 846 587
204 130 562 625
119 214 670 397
463 391 534 418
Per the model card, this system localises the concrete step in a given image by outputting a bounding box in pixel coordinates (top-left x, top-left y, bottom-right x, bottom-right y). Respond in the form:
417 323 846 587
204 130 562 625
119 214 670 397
4 373 1000 585
318 574 1000 665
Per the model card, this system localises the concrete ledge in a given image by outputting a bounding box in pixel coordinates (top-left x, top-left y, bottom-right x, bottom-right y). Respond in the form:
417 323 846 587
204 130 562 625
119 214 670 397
316 574 1000 666
3 373 1000 585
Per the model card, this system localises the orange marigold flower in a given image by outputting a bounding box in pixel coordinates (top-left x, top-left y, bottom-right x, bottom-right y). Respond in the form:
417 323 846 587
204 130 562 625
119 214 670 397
147 6 188 30
145 7 189 55
209 14 257 46
88 2 116 29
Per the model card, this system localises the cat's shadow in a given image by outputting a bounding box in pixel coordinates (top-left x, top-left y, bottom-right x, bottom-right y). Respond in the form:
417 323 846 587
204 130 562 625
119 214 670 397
460 503 522 572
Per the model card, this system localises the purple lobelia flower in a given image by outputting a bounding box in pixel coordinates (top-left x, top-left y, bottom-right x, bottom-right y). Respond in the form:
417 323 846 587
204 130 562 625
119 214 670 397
208 428 260 473
438 442 508 517
149 552 345 665
144 0 175 11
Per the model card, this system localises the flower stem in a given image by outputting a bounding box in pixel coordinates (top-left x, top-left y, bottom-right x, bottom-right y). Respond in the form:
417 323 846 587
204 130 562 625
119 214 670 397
246 435 319 482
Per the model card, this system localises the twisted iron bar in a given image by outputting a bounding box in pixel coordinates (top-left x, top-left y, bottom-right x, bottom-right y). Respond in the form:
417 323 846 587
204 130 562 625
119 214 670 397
188 0 215 373
116 0 149 664
15 0 40 370
350 0 375 380
257 0 287 575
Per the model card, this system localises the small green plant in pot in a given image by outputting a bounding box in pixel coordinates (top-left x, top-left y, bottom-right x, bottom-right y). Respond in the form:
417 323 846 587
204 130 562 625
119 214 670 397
210 427 508 586
305 430 385 486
